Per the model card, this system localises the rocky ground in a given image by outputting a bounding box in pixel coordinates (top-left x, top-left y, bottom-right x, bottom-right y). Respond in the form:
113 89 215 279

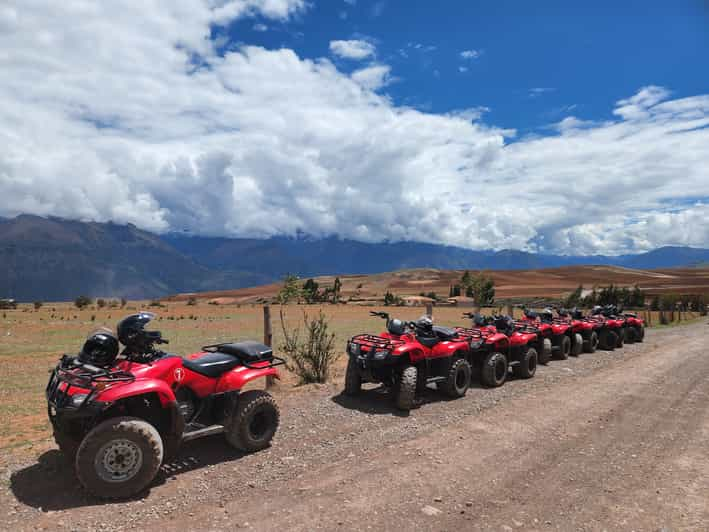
2 321 708 531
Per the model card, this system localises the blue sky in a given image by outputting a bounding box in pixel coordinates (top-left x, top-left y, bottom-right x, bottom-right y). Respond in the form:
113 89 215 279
1 0 708 255
223 1 709 135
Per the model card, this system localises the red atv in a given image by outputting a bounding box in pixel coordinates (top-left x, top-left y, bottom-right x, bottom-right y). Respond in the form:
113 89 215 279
454 313 542 387
622 311 645 343
591 305 627 349
520 308 574 361
345 312 474 410
46 313 283 499
556 308 601 353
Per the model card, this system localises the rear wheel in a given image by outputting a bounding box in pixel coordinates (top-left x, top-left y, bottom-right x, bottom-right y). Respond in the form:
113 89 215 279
395 365 417 410
513 347 537 379
442 358 472 398
583 331 599 353
635 325 645 342
538 338 552 365
555 335 571 360
344 357 362 396
226 391 280 452
571 333 583 356
599 330 617 350
481 352 508 388
625 327 636 344
75 417 163 499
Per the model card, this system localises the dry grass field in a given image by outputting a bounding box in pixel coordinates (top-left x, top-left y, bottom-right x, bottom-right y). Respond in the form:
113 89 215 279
0 302 487 452
1 296 704 456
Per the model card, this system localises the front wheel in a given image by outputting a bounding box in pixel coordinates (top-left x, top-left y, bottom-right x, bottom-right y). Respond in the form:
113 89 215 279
538 338 552 365
616 329 625 348
513 347 537 379
344 357 362 396
226 390 280 452
481 352 508 388
624 326 636 344
442 358 472 398
599 330 617 351
395 365 418 410
75 417 163 499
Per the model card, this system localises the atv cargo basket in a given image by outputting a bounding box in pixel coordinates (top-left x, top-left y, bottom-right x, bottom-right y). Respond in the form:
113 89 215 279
349 334 406 350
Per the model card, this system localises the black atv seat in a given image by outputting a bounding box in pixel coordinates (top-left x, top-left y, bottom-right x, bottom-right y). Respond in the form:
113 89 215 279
210 341 273 363
184 341 274 378
182 352 242 378
432 326 457 340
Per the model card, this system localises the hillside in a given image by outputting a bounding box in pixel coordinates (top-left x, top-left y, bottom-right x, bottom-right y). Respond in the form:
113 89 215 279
3 215 709 301
169 265 709 304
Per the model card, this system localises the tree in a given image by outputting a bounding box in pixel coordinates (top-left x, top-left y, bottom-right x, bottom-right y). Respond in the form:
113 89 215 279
120 297 127 308
33 301 43 310
278 274 301 304
564 285 583 308
96 298 107 309
449 284 461 297
302 278 320 304
187 296 197 306
74 295 92 309
467 272 495 305
384 291 401 306
332 277 342 303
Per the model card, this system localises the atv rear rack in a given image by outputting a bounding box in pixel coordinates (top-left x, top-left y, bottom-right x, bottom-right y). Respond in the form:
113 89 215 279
47 355 135 410
350 334 406 350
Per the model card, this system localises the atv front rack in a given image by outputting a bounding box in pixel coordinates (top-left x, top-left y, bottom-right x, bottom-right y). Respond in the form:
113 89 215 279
349 334 406 350
512 321 542 334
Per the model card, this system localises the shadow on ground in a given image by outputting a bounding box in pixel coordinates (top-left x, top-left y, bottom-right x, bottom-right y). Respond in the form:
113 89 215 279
331 381 479 417
10 435 246 511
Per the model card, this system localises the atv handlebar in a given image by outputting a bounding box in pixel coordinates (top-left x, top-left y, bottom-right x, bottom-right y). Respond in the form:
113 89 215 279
369 311 390 320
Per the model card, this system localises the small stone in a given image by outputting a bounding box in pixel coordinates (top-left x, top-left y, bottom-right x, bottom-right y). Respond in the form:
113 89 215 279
421 505 442 517
433 497 442 503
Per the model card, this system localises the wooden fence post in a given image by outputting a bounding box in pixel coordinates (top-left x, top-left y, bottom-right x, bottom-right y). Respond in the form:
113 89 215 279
506 303 514 318
263 305 274 388
425 302 433 318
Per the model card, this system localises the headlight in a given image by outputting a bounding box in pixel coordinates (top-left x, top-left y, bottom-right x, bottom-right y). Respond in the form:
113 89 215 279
470 339 483 349
373 350 389 360
71 393 89 407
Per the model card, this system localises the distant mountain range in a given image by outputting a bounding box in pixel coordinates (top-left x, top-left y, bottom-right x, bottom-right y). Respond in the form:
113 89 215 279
2 214 709 301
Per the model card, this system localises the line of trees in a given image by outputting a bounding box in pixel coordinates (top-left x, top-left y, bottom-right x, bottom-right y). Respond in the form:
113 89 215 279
277 275 343 304
565 284 646 308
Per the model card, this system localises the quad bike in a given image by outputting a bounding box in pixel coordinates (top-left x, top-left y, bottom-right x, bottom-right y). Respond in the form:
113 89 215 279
345 312 474 410
46 313 284 499
556 308 601 353
590 305 627 349
519 308 569 362
622 311 645 343
454 313 542 388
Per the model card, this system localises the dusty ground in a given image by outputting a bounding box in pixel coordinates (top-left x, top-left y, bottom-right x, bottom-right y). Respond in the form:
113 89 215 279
2 320 708 531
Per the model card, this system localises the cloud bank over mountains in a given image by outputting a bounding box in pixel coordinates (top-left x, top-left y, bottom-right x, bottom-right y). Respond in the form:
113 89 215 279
1 1 707 255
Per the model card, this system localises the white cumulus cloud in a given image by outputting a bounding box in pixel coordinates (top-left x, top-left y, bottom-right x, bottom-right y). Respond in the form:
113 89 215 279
329 39 376 60
1 1 708 255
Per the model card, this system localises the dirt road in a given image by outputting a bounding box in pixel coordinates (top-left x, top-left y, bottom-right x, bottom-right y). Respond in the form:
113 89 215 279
3 321 709 531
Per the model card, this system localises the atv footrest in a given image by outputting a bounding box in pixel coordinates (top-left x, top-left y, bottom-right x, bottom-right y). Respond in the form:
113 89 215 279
182 424 225 442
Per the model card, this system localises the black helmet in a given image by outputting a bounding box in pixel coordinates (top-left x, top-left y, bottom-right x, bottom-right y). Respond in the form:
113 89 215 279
117 312 162 353
472 314 487 327
540 308 553 322
415 315 433 331
78 329 119 368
